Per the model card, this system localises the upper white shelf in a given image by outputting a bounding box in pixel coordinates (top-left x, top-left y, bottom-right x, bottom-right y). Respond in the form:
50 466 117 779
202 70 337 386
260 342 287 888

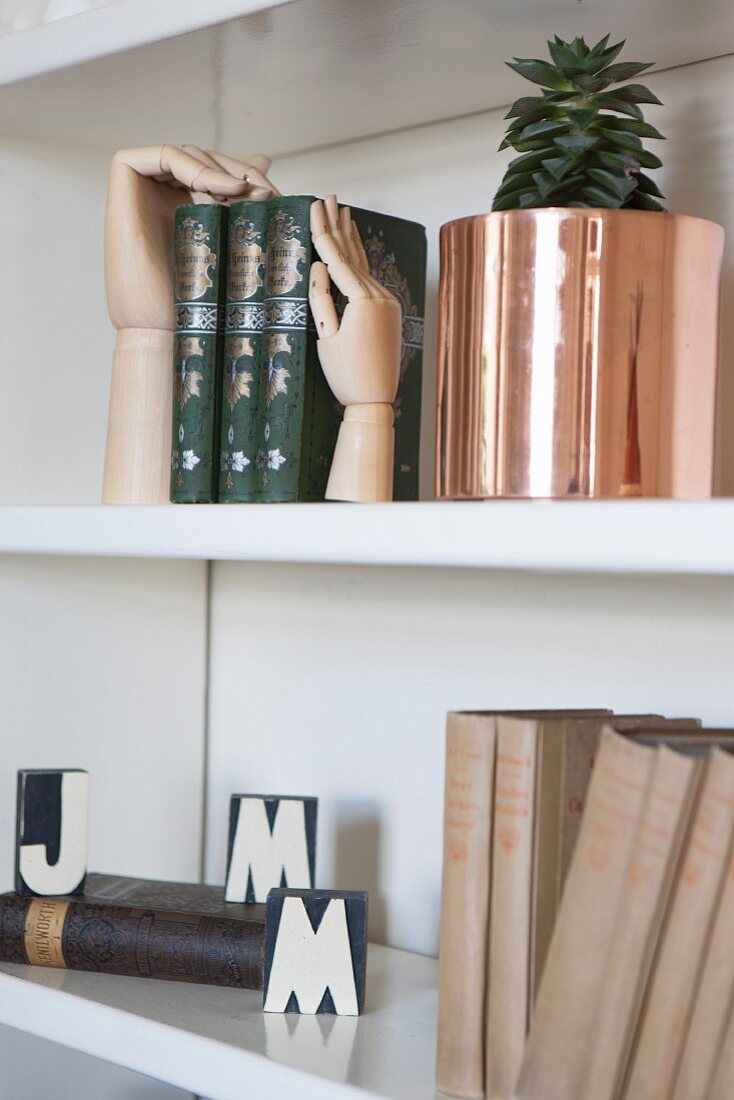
0 944 436 1100
1 0 733 155
2 501 734 574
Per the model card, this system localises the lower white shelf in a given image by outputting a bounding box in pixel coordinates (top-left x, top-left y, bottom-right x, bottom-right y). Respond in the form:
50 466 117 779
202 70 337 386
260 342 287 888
0 945 436 1100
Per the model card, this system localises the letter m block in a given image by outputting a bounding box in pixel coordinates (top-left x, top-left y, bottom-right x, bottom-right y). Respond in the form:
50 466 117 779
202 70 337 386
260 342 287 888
225 795 317 904
263 889 368 1016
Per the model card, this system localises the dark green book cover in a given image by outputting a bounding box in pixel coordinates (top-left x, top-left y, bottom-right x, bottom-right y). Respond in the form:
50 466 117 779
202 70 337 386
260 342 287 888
218 200 268 502
170 202 228 503
349 206 427 502
254 195 427 502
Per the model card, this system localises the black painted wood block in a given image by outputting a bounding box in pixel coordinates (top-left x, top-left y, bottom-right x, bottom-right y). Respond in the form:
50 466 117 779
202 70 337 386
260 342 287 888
15 769 89 896
225 795 317 904
263 888 368 1016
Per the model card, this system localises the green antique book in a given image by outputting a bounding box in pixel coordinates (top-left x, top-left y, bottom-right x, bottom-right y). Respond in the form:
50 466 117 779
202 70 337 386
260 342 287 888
170 202 228 503
349 206 427 502
218 200 268 502
254 195 426 503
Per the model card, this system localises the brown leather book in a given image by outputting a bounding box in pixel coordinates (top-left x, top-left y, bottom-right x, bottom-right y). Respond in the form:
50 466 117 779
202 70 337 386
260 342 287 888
0 873 265 989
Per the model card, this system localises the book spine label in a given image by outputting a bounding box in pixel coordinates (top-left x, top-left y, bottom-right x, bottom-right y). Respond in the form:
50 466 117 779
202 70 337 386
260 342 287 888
171 203 228 503
436 714 496 1099
218 201 268 502
487 718 539 1099
0 895 264 989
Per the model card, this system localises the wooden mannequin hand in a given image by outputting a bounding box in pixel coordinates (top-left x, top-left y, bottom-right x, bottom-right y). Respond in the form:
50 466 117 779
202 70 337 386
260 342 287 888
102 145 278 503
106 145 278 330
309 196 402 502
309 195 401 405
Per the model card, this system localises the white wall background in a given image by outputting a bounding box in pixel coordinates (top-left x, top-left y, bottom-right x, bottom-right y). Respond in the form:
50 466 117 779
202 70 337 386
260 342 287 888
2 45 734 1097
0 555 208 892
204 562 734 955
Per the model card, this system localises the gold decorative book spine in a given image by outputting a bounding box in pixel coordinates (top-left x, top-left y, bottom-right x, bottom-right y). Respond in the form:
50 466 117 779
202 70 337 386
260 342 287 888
24 898 69 968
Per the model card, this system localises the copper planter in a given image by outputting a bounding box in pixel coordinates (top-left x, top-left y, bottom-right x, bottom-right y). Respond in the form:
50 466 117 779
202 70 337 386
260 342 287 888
436 209 724 499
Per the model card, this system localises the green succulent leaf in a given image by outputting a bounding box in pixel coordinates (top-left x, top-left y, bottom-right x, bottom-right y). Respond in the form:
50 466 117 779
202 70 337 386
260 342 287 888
587 95 644 121
566 107 601 129
581 184 625 208
596 60 654 82
572 74 610 93
506 96 548 119
597 39 626 67
541 154 582 181
586 168 638 200
612 83 663 105
506 149 557 175
628 191 666 211
518 119 571 142
547 39 584 75
506 58 572 90
592 116 665 140
554 134 599 153
494 34 666 211
635 172 665 197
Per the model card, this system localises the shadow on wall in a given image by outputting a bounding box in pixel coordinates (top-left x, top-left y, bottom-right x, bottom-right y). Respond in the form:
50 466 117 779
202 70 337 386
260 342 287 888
332 803 387 945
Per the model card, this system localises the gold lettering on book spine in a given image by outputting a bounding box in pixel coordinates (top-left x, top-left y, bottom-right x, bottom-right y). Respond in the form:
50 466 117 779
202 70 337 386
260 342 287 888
175 217 217 301
228 217 265 301
265 211 306 296
24 899 70 968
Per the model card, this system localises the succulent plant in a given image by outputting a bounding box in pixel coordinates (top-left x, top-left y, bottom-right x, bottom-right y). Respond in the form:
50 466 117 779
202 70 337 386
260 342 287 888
493 35 666 211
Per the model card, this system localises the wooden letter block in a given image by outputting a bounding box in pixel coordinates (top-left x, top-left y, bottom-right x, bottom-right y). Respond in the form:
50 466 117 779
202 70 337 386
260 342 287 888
15 769 89 896
225 795 317 904
263 889 368 1016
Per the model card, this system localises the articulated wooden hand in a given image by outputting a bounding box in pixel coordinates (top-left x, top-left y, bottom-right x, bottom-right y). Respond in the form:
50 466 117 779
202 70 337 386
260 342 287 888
102 145 278 503
309 195 401 503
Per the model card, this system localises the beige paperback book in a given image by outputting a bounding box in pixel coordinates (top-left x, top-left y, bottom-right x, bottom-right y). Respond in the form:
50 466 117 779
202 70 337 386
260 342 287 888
579 745 702 1100
709 1001 734 1100
623 748 734 1100
515 729 655 1100
486 716 539 1099
530 714 698 1004
436 712 497 1098
436 709 609 1097
671 807 734 1097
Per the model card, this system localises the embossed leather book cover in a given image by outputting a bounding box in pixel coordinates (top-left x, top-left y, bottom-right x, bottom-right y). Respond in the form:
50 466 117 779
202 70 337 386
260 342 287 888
0 873 265 989
350 206 427 502
170 203 228 503
254 195 426 502
218 200 268 501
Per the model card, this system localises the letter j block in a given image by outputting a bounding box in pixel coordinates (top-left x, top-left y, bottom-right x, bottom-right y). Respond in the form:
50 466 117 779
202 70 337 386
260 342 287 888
15 769 89 897
263 889 368 1016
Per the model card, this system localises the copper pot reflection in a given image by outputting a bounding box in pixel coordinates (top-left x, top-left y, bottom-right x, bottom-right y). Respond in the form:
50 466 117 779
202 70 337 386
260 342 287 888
436 209 724 499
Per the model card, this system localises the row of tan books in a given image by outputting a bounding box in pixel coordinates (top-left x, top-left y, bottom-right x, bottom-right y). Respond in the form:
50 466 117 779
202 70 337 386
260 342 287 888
436 710 734 1100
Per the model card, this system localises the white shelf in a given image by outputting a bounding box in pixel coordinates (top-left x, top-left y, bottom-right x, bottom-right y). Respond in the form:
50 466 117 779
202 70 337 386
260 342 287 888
2 501 734 574
1 0 733 155
0 945 436 1100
